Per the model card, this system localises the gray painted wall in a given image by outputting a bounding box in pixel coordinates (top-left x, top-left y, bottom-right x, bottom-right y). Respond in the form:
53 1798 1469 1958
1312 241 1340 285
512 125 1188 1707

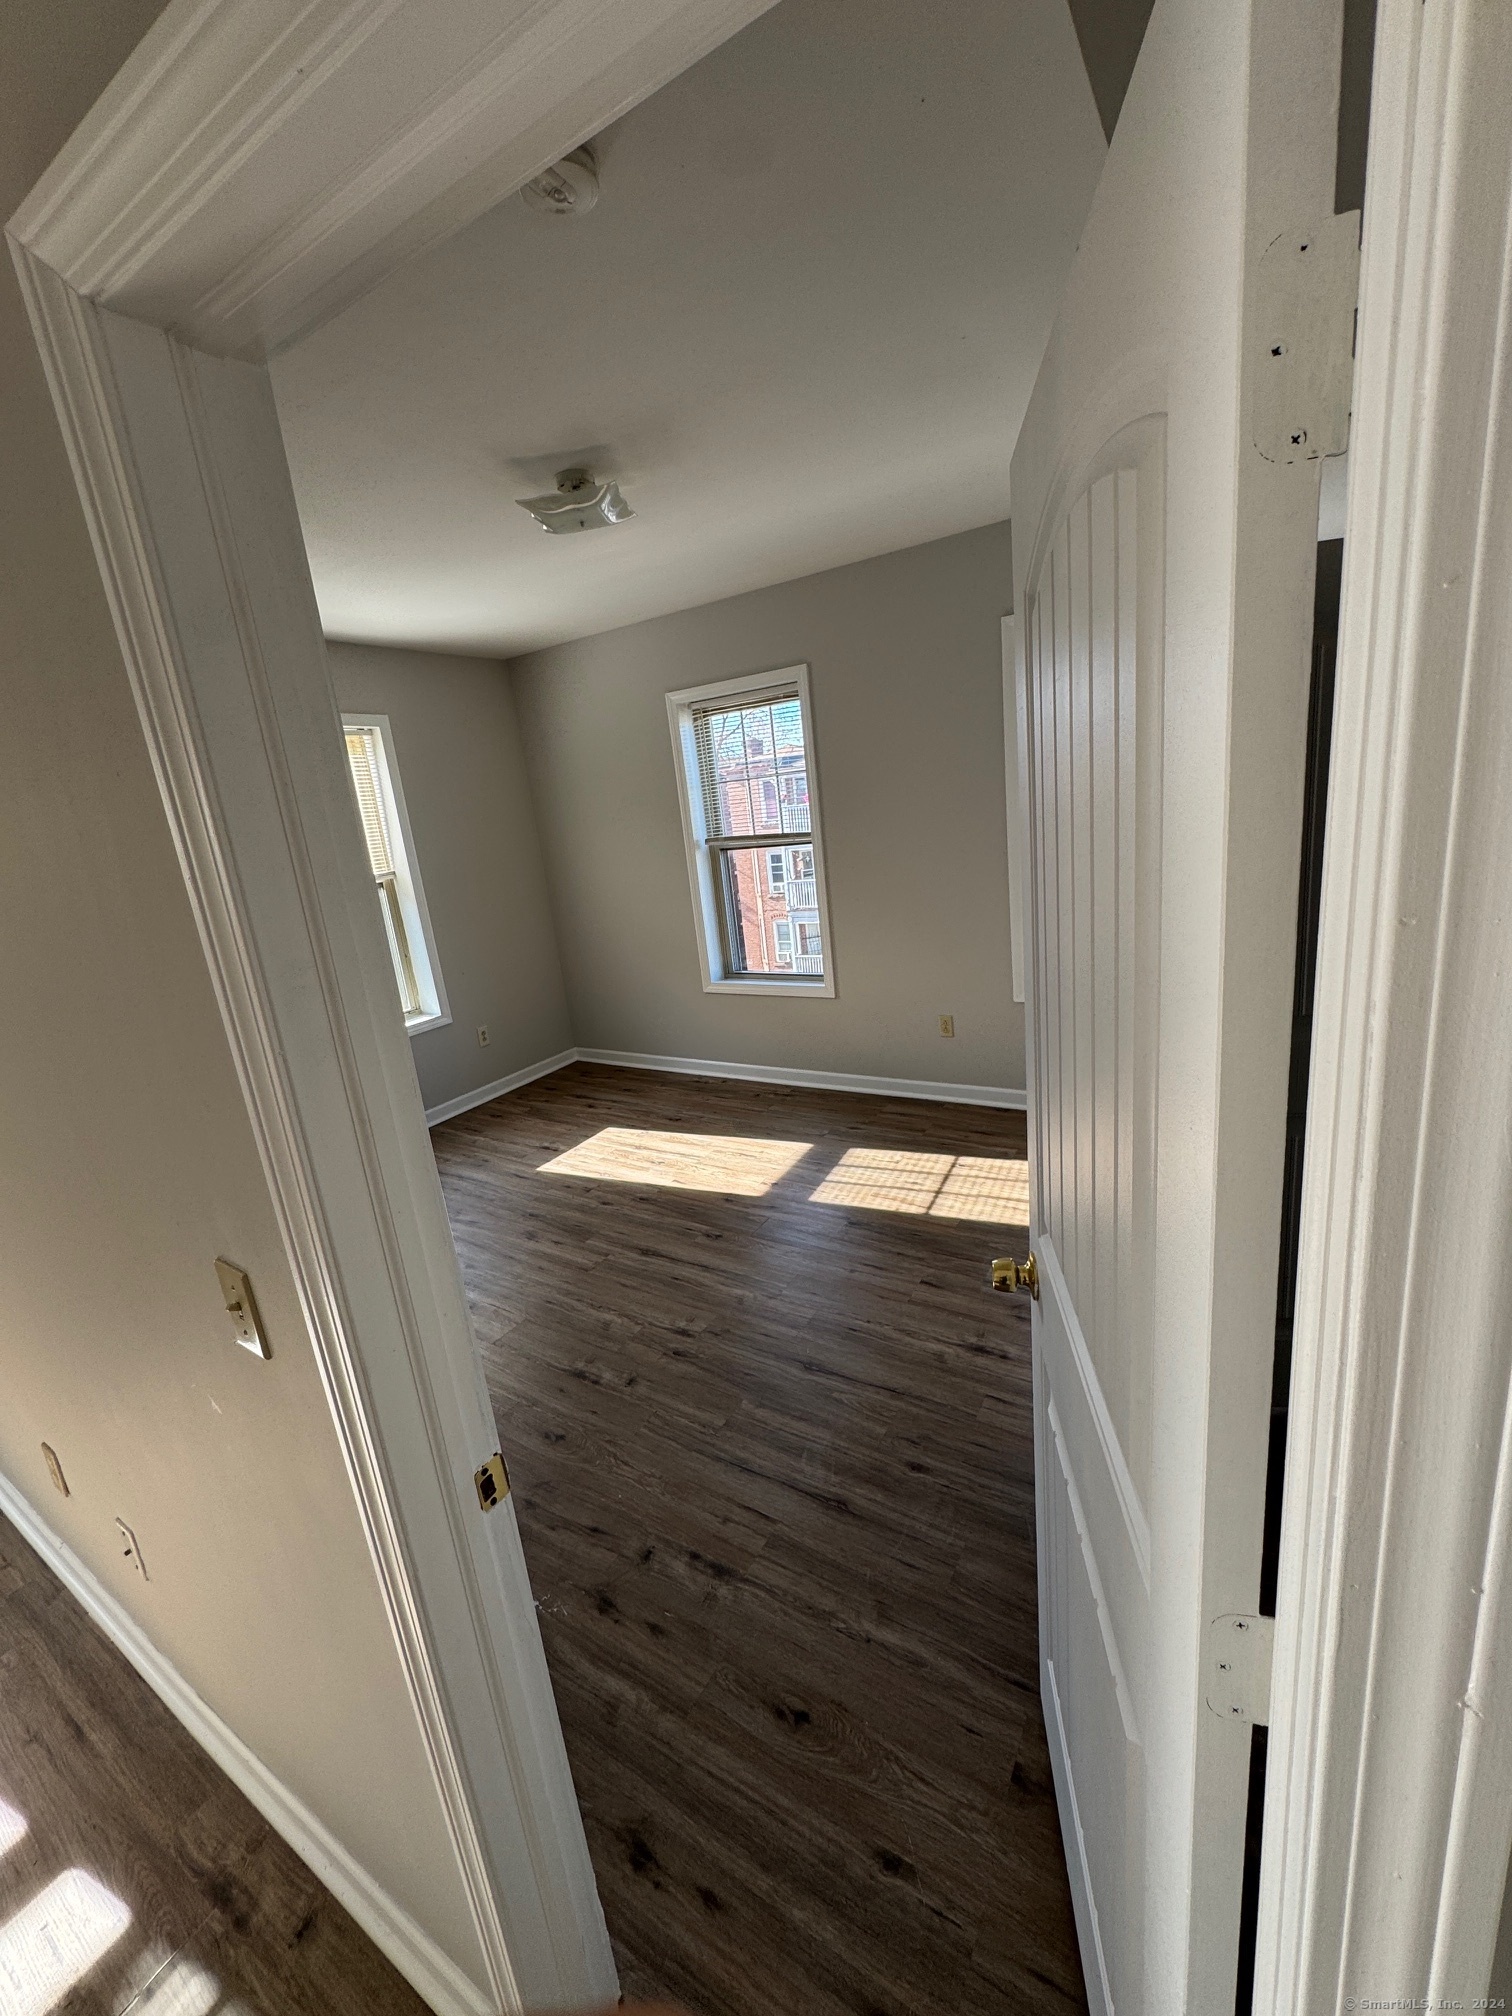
509 522 1025 1093
328 643 572 1112
0 3 485 1982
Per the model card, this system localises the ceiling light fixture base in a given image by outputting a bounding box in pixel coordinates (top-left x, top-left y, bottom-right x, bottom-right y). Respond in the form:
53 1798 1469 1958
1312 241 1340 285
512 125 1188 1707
515 466 633 534
521 147 600 218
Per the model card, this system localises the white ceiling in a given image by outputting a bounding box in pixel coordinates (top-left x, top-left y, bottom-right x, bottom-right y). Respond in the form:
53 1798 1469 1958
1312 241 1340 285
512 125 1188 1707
270 0 1105 657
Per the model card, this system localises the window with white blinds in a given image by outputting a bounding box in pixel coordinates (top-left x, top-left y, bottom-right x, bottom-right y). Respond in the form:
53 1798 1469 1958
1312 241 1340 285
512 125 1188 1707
690 689 812 841
342 717 449 1030
666 667 834 994
345 726 396 875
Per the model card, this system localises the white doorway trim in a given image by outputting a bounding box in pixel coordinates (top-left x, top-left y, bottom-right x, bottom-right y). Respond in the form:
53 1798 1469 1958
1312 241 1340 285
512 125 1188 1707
6 2 777 2009
1259 0 1512 2007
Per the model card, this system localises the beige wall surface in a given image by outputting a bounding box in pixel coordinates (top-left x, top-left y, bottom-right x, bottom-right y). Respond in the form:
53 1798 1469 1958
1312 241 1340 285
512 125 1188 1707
328 643 572 1112
509 523 1025 1091
0 3 485 1983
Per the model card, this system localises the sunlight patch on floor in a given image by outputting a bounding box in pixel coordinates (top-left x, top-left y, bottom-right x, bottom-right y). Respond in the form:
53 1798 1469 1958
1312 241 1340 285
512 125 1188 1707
0 1798 26 1862
0 1868 132 2015
539 1126 812 1196
138 1956 223 2015
119 1942 226 2016
809 1148 1030 1225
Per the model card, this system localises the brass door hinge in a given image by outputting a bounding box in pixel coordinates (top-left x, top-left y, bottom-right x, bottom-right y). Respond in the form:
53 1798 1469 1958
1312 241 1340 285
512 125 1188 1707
474 1452 511 1511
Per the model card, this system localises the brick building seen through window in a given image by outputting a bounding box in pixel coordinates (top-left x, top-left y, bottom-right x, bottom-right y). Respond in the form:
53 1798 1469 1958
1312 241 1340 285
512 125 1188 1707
698 692 823 977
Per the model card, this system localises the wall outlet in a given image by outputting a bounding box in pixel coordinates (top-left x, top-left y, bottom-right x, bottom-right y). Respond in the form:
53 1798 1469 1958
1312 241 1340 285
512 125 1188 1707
41 1443 69 1497
938 1015 955 1038
115 1517 147 1580
477 1025 490 1047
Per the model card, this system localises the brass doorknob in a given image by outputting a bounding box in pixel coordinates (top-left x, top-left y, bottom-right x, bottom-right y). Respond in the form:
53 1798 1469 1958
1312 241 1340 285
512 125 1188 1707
991 1253 1039 1299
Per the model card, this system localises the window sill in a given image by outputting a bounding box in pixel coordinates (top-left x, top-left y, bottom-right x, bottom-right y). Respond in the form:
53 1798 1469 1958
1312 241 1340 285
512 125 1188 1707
404 1010 451 1035
703 976 835 1000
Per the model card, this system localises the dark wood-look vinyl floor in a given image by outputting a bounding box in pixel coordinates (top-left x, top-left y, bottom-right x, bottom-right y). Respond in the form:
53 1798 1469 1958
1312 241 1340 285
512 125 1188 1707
432 1062 1087 2016
0 1513 434 2016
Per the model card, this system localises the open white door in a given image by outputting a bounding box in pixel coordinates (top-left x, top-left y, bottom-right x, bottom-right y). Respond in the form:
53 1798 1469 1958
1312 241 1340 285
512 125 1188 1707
1009 2 1356 2010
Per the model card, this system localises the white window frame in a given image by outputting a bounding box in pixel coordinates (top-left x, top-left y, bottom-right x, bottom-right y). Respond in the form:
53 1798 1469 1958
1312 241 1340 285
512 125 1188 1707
666 663 837 998
341 713 451 1034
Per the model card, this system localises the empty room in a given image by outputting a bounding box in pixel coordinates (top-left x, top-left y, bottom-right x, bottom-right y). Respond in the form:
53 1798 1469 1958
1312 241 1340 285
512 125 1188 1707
269 1 1098 2008
8 1 1512 2015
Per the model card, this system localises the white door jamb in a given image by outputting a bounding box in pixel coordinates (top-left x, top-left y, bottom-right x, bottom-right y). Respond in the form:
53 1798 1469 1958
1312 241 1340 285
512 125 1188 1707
1259 1 1512 2006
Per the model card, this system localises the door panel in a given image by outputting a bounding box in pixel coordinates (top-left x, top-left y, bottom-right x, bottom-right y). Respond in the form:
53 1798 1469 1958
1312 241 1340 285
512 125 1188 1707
1026 435 1161 1511
1026 433 1164 2016
1009 1 1346 2009
1042 1388 1142 2016
1037 1184 1151 2016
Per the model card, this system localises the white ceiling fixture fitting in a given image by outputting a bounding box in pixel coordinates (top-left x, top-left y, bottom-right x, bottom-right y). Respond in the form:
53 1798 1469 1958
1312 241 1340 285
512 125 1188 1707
521 146 600 217
515 467 634 534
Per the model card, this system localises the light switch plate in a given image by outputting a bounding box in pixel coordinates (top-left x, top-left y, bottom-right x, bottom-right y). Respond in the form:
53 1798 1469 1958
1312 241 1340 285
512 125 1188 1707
214 1257 271 1358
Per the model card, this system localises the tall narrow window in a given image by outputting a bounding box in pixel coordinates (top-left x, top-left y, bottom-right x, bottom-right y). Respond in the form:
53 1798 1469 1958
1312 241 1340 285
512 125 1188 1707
667 665 836 996
342 715 449 1031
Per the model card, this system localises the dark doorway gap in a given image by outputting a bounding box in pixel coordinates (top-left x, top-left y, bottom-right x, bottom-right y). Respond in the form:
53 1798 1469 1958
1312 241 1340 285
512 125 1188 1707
1260 536 1343 1621
1233 539 1344 2016
1233 1725 1271 2012
1336 0 1379 216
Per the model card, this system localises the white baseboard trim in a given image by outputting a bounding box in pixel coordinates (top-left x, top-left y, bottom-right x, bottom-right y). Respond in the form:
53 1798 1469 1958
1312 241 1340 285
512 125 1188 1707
576 1047 1027 1110
424 1048 577 1127
424 1045 1024 1125
0 1471 494 2016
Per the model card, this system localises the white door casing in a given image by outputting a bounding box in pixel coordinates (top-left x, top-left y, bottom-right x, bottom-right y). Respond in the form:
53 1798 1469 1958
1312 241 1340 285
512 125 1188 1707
7 1 778 2009
1259 1 1512 2006
1011 0 1348 2008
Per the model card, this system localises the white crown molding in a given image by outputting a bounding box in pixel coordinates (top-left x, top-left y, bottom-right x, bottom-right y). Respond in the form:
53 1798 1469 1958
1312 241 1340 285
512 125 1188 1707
0 1470 494 2016
10 0 779 358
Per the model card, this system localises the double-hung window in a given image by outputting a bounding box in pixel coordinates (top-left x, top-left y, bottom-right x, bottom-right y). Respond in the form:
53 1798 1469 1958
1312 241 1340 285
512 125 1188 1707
342 715 450 1032
667 665 835 996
